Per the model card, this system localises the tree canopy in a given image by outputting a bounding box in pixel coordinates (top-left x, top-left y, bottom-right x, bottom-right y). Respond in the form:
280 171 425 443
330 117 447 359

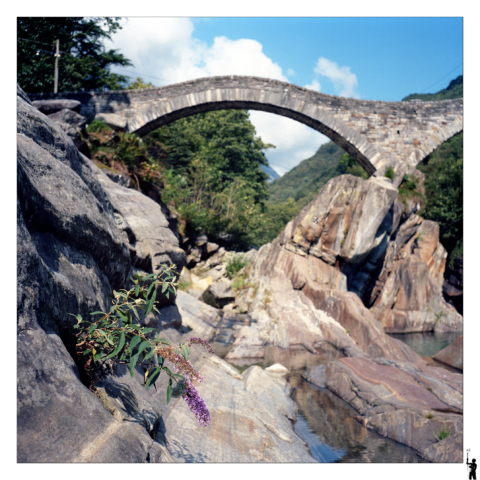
17 17 132 93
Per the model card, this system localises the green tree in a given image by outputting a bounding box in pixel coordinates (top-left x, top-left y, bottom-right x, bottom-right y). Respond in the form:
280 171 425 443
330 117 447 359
143 110 274 248
417 132 463 261
17 17 132 93
339 152 369 180
126 77 156 90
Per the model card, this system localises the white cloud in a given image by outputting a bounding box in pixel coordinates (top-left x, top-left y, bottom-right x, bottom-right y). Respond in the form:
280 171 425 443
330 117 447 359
287 68 296 77
104 18 329 174
304 79 321 92
313 57 359 98
249 111 329 174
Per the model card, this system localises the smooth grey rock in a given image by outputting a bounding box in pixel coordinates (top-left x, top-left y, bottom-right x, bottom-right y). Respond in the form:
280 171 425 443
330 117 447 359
302 365 327 388
202 281 236 309
33 99 82 114
433 335 463 371
105 171 130 187
17 84 32 105
48 108 87 130
94 112 127 131
90 163 186 304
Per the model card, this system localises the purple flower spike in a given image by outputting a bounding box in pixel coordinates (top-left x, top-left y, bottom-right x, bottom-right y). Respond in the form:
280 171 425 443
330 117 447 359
186 337 215 354
182 380 210 426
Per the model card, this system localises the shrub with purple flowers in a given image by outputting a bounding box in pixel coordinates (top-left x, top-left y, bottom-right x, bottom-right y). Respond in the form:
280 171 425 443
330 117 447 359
72 263 214 426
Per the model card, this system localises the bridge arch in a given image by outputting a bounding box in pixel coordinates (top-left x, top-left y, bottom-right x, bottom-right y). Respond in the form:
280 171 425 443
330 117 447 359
127 90 380 176
30 76 463 179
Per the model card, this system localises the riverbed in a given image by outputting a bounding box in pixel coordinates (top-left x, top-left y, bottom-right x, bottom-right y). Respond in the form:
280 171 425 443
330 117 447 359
225 345 428 463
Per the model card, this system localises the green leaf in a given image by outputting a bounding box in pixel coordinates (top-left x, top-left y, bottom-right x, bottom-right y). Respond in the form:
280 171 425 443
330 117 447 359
128 324 143 331
126 304 140 321
178 380 185 396
173 373 185 380
90 311 104 316
163 366 173 376
147 282 156 299
158 338 171 346
137 340 152 356
128 335 142 350
161 282 168 293
83 349 92 356
103 331 125 360
88 323 98 334
166 379 173 404
135 284 140 297
93 350 104 362
128 355 138 378
144 289 157 317
142 327 155 334
181 345 190 361
146 367 162 390
116 310 129 324
143 349 156 362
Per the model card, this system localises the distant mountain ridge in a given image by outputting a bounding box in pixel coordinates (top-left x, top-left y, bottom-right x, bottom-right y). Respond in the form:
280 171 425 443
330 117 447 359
268 142 344 209
261 164 281 183
402 75 463 101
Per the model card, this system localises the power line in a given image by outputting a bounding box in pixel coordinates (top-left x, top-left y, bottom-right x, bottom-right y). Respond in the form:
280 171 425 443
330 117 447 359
419 62 463 94
111 66 171 83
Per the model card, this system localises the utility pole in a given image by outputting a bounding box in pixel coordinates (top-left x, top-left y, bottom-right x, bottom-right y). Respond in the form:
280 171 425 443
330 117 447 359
54 39 60 94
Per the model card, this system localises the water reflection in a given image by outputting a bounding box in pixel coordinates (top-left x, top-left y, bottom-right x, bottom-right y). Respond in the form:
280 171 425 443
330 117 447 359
226 345 339 372
389 331 461 358
290 373 425 463
224 345 425 463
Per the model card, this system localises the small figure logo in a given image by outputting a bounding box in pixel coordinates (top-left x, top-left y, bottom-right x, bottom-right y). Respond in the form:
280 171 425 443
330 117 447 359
467 449 477 480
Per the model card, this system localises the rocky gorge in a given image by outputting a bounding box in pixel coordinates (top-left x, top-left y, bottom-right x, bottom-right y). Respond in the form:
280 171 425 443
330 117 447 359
17 85 463 463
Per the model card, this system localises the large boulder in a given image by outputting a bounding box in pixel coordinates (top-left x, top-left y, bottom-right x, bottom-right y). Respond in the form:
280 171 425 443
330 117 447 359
202 281 236 309
433 335 463 371
281 174 398 265
32 99 82 114
318 356 463 462
90 163 186 305
368 216 462 333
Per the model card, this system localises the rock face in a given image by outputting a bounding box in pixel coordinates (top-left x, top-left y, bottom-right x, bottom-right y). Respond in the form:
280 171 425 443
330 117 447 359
433 335 463 371
17 88 159 463
90 163 186 305
32 99 82 114
443 255 463 315
16 85 314 463
224 173 463 462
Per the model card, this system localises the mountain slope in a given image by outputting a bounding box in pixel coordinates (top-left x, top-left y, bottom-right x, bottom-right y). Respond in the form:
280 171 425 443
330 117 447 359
402 75 463 101
268 142 345 208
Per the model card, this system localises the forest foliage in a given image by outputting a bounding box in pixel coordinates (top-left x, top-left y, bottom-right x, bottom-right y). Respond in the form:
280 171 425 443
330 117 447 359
17 17 132 93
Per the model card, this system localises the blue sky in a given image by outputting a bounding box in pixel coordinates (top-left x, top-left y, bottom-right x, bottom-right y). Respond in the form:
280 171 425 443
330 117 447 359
104 17 463 176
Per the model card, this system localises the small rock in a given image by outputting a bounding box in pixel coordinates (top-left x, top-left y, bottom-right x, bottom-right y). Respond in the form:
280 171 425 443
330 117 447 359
202 281 236 309
265 363 289 374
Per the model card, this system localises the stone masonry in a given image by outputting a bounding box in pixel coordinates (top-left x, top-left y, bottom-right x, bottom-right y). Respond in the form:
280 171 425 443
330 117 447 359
29 76 463 181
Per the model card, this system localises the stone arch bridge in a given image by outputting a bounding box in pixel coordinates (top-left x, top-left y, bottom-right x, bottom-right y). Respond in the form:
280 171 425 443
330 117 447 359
30 75 463 182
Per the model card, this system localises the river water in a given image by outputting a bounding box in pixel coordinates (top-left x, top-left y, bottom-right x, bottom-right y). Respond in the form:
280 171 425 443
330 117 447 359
224 331 460 463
